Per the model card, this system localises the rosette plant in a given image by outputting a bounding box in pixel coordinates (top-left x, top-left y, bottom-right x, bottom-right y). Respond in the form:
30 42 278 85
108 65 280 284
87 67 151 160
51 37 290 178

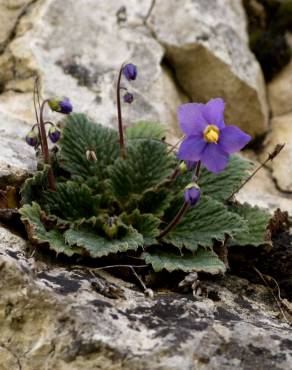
19 64 273 275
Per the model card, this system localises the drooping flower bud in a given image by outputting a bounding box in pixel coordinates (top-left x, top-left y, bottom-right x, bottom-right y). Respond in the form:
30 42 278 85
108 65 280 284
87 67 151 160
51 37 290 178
123 92 134 104
48 97 73 114
179 162 187 174
123 63 137 81
48 126 61 143
86 149 97 162
25 130 38 147
184 183 200 207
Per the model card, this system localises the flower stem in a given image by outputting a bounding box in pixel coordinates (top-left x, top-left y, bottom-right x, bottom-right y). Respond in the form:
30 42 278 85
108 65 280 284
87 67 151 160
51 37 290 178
158 202 189 239
157 161 202 239
226 143 285 202
116 64 126 159
39 99 56 191
193 161 201 181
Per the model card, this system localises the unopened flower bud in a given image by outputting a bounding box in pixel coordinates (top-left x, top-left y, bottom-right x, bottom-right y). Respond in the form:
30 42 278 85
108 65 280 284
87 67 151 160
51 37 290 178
86 150 97 162
123 63 137 81
48 97 73 114
26 130 38 147
102 217 118 239
184 183 200 207
123 92 134 104
48 126 61 143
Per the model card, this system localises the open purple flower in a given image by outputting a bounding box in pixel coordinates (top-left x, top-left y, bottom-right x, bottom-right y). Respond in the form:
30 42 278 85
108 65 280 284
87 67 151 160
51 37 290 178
177 98 251 173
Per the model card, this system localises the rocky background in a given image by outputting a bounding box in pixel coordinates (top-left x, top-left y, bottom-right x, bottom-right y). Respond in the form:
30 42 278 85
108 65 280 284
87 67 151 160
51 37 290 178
0 0 292 369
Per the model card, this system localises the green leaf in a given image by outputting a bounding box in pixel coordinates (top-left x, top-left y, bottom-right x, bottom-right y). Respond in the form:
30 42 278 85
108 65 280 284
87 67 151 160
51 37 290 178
228 203 271 247
199 155 253 201
20 166 49 205
41 181 101 222
109 139 174 202
64 227 143 258
143 248 226 274
138 188 173 217
59 113 119 179
125 121 166 141
19 202 82 256
162 196 247 252
121 209 160 246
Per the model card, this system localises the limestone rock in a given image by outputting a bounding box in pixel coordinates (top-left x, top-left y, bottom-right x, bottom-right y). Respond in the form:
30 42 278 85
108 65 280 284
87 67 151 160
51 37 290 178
0 0 187 144
0 225 291 369
0 0 33 52
262 112 292 192
147 0 269 137
268 60 292 117
237 165 292 214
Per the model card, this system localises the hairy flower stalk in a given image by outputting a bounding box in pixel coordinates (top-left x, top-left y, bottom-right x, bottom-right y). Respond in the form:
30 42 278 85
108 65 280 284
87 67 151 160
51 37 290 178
27 78 73 191
116 64 126 158
158 161 201 239
39 99 56 191
116 63 137 159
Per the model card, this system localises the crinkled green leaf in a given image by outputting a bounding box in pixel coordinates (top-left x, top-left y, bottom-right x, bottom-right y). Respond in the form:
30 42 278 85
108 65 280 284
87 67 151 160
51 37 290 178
143 248 226 274
228 203 271 247
64 227 143 258
59 113 119 179
41 181 101 221
138 188 173 217
125 121 166 141
162 196 248 252
121 209 160 246
109 139 174 202
19 202 81 256
20 166 49 205
199 155 253 201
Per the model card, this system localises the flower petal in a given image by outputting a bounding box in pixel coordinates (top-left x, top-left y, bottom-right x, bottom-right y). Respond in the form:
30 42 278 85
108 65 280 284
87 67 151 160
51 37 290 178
177 136 207 161
202 98 225 129
177 103 207 136
201 144 229 173
219 125 251 154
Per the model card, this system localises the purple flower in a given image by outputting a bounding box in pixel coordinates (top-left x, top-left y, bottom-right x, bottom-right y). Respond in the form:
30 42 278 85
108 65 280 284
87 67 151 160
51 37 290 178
177 98 251 173
123 92 134 104
26 130 38 147
184 183 200 207
123 63 137 81
48 126 61 143
48 97 73 114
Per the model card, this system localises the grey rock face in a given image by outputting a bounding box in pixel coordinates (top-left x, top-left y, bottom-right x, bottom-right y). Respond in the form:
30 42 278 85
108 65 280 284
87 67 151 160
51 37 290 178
0 0 186 145
147 0 269 137
261 112 292 192
0 226 291 370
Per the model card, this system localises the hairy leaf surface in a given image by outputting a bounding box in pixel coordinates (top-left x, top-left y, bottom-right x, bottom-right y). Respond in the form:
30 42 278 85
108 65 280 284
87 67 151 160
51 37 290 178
163 196 247 251
109 139 174 202
125 121 166 141
19 202 82 256
64 227 143 258
59 113 119 179
143 248 226 273
228 203 271 247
